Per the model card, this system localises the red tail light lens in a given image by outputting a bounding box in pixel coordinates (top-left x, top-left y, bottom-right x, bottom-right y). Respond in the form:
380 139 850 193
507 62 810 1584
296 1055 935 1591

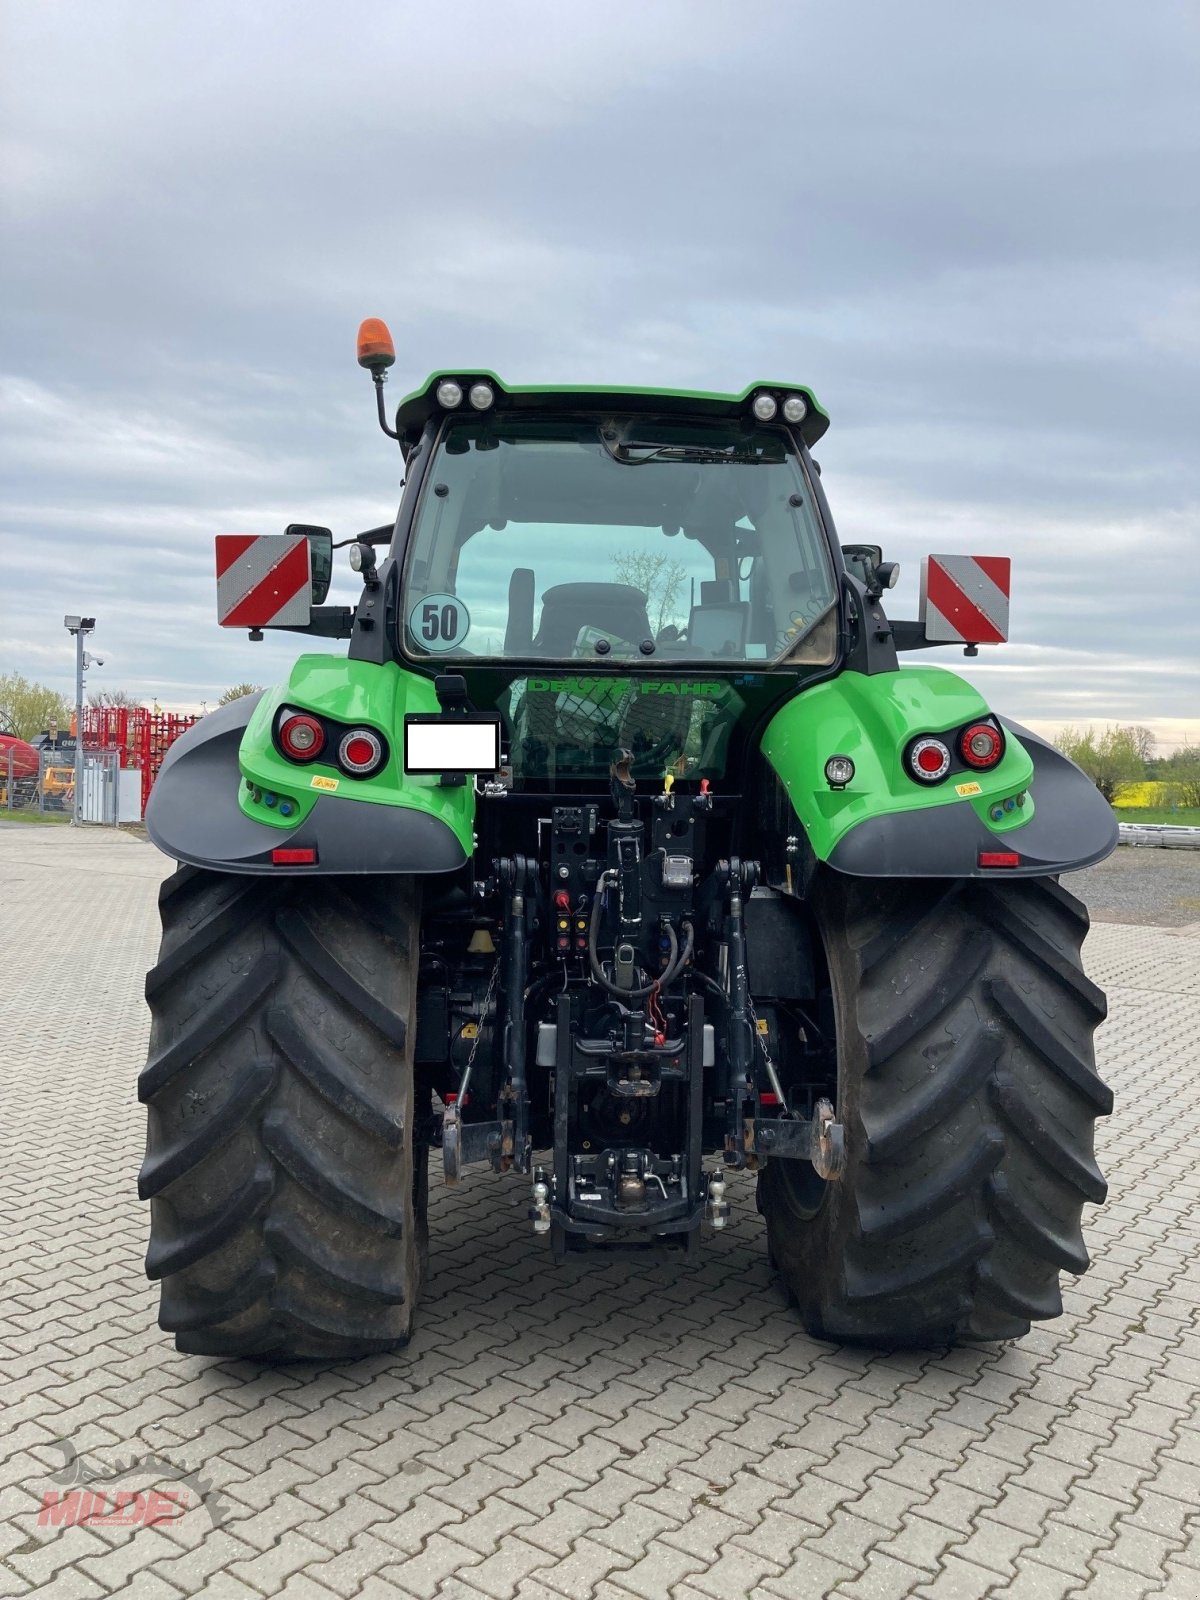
979 851 1021 868
278 712 325 762
960 722 1004 769
338 728 385 777
909 737 951 783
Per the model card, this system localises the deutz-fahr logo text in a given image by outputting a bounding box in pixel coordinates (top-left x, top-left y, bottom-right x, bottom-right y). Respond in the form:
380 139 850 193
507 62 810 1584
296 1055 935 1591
527 678 725 697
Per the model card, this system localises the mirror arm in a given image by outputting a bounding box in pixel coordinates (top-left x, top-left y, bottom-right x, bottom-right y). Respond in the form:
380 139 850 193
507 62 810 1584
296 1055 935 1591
892 620 957 653
333 525 395 549
254 606 355 640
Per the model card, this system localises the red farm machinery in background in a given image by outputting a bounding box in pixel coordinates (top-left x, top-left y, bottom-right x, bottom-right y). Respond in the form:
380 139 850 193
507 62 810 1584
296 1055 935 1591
78 707 200 812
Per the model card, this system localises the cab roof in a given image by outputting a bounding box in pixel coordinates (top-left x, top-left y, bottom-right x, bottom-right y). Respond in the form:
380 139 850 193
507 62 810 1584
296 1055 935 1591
393 373 830 452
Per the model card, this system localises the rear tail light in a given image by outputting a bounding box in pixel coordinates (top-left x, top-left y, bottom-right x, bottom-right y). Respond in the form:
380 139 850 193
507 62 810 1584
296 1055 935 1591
960 722 1004 769
908 737 951 783
979 851 1021 869
278 711 325 762
338 728 385 777
272 847 317 865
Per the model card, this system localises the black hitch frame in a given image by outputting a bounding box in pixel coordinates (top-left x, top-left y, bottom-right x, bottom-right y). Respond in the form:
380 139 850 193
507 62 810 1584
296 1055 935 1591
548 991 707 1256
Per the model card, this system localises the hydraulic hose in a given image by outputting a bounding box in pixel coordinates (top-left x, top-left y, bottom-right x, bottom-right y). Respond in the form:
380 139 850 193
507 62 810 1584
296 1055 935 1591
587 870 694 999
689 968 728 1006
663 919 695 987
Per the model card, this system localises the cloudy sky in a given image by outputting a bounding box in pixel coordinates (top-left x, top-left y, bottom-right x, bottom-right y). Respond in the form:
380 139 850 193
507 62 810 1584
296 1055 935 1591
2 1 1197 747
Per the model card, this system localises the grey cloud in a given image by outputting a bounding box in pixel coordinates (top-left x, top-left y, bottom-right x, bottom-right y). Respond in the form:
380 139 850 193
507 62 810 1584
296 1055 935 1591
1 0 1196 740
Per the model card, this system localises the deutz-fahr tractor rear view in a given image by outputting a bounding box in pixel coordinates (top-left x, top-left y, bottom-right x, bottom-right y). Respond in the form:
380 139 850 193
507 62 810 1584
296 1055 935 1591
139 318 1117 1358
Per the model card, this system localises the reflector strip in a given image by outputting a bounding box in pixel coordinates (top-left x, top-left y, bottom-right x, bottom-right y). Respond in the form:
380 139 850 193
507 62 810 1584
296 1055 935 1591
921 554 1010 644
216 534 312 628
272 847 317 865
979 851 1020 868
214 533 257 577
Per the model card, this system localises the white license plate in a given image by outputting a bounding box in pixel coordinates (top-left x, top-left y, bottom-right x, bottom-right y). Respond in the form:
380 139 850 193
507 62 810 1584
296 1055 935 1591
404 719 499 774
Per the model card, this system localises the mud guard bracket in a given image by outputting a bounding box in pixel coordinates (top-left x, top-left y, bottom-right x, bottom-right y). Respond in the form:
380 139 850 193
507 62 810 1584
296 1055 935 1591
749 1099 845 1180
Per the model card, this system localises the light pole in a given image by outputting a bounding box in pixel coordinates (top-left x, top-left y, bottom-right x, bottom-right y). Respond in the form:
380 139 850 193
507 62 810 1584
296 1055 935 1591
63 616 96 826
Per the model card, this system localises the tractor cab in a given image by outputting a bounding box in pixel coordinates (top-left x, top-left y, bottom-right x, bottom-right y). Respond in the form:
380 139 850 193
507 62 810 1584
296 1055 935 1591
393 382 841 788
397 400 839 670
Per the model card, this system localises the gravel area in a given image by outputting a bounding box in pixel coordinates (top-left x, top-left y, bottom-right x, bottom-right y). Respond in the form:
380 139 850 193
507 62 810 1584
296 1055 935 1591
4 797 1200 1599
1066 845 1200 928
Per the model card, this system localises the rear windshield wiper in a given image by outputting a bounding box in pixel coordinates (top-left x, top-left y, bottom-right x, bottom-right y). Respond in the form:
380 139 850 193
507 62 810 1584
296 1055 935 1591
610 442 770 466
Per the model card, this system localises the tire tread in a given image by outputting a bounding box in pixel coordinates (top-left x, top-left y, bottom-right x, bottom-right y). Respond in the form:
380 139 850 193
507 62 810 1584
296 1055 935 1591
760 870 1110 1347
141 868 422 1358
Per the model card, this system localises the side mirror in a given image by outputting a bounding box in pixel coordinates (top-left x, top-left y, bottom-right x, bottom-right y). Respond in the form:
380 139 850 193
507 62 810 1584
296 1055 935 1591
841 543 899 599
844 544 883 595
286 525 333 605
841 543 882 584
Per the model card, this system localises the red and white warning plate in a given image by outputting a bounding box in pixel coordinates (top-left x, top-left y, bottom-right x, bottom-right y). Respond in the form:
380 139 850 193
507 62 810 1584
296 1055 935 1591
215 535 311 629
920 554 1010 645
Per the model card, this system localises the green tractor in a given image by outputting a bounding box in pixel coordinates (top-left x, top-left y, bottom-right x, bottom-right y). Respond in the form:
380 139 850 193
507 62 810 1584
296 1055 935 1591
139 318 1116 1358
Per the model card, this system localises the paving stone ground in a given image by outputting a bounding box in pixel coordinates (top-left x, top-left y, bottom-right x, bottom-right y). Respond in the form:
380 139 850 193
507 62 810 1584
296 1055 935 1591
2 826 1199 1600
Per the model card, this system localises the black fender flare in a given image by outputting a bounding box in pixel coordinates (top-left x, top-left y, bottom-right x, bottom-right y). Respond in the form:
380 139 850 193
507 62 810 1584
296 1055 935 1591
145 694 467 876
826 719 1118 878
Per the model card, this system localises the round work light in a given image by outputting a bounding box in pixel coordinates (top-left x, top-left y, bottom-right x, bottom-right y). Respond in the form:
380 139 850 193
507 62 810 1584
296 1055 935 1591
824 755 855 788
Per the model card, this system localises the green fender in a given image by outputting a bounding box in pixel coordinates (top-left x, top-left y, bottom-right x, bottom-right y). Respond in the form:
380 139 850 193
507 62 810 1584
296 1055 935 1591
146 657 474 875
237 656 475 854
761 667 1116 878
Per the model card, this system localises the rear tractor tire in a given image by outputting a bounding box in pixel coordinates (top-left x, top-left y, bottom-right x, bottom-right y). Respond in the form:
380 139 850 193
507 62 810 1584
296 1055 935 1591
759 872 1112 1346
139 866 425 1358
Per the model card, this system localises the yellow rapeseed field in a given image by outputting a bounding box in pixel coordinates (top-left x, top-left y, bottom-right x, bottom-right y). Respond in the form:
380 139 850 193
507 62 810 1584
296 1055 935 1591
1113 781 1172 808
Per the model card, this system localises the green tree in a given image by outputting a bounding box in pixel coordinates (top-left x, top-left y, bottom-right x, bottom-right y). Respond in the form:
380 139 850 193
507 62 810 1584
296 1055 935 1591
611 551 688 635
218 682 263 705
1161 744 1200 809
1054 724 1146 803
0 672 72 742
1127 724 1156 765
